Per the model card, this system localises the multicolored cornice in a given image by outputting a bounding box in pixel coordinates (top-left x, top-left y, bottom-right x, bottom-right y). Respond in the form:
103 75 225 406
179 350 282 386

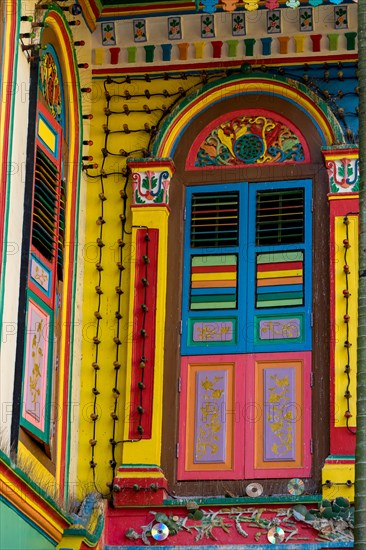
79 0 356 29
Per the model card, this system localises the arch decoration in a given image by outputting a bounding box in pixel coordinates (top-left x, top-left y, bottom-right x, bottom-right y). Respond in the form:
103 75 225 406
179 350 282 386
188 109 310 169
151 74 346 160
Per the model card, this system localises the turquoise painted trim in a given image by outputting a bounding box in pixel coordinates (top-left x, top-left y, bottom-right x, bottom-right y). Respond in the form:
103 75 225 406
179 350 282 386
151 73 345 158
327 455 355 460
0 0 21 348
0 495 57 546
164 494 322 506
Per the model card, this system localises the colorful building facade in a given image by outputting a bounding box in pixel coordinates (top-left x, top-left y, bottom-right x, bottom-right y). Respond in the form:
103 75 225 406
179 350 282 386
0 0 360 548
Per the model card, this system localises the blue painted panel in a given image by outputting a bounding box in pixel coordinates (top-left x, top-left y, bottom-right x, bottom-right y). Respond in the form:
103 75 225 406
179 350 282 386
246 179 313 353
182 180 312 354
181 183 248 355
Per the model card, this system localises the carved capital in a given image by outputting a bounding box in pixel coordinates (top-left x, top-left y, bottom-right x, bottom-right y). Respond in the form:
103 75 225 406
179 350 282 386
322 146 359 194
127 158 175 206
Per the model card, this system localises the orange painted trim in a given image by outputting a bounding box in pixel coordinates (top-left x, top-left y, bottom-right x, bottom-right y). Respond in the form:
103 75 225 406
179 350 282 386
257 276 303 287
254 359 304 470
191 280 236 288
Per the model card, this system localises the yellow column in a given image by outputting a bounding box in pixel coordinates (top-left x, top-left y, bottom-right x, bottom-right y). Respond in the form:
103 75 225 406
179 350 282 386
122 159 174 467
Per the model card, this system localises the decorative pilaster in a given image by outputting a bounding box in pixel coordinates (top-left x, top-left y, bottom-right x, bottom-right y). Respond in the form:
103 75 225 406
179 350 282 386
321 146 359 501
115 158 174 506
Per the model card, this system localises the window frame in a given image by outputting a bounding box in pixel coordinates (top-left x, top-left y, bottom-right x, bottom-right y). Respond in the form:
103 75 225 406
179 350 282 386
181 179 313 356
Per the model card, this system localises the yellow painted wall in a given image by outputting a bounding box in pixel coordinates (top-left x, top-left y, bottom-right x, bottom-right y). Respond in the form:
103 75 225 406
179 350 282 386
76 75 199 494
322 463 355 502
334 215 358 428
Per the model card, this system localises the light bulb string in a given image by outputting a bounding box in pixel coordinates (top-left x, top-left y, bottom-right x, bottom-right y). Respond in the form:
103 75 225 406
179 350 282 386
343 215 356 435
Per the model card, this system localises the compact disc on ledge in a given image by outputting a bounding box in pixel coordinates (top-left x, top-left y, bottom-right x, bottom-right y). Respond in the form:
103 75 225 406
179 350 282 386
151 523 169 541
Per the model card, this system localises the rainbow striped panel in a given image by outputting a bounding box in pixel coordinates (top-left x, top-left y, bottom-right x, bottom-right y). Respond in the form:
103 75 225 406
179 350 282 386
256 251 304 308
190 255 237 310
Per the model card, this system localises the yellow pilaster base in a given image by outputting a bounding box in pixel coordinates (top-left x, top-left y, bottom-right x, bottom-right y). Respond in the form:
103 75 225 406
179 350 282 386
322 461 355 502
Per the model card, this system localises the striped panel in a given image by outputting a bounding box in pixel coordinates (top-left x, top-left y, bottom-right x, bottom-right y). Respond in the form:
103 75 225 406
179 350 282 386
57 178 66 280
190 255 237 310
190 191 239 248
256 251 304 308
256 188 304 246
32 147 58 262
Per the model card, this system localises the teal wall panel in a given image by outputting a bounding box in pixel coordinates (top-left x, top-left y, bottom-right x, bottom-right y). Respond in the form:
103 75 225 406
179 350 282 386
0 500 56 550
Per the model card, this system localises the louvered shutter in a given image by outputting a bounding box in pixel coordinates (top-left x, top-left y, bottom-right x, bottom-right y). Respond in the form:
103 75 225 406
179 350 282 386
181 184 247 355
21 102 63 445
247 180 312 352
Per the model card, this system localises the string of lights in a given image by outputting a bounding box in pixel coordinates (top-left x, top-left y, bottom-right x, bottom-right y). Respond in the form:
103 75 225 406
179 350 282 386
342 215 356 435
275 62 359 142
323 479 354 488
136 230 151 438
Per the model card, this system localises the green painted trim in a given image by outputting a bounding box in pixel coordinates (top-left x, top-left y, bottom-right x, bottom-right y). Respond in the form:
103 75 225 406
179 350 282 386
0 495 58 545
191 302 237 309
257 251 303 263
163 494 323 506
257 299 303 307
326 455 355 460
0 0 21 336
192 255 237 266
257 292 303 301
